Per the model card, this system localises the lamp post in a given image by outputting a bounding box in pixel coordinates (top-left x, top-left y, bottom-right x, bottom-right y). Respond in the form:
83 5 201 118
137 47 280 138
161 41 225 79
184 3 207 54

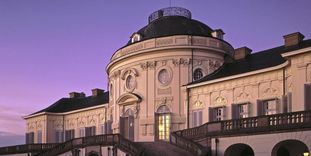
304 152 309 156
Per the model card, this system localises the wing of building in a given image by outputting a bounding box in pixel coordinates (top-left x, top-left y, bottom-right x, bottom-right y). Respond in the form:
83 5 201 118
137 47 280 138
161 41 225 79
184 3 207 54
20 7 311 156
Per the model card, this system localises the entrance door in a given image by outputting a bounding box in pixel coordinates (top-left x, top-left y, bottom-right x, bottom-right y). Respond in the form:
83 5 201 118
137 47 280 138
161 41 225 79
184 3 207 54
155 105 171 141
120 109 134 141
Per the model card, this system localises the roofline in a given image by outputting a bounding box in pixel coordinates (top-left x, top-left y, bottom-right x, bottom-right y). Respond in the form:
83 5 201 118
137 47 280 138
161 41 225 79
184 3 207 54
186 60 289 89
23 103 108 119
281 46 311 57
107 38 233 73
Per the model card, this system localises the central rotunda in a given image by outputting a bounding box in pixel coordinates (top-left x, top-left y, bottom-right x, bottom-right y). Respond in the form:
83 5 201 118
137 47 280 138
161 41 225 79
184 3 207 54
106 7 234 142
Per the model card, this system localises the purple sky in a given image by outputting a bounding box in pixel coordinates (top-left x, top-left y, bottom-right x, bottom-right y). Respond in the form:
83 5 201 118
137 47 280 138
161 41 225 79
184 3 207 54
0 0 311 146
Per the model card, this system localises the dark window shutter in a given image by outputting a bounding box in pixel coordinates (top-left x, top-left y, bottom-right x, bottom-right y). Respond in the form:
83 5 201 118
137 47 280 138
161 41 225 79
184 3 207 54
26 133 29 144
65 130 69 141
154 114 159 141
198 111 203 125
193 111 197 127
120 117 125 136
61 131 64 142
232 104 238 119
282 95 288 113
129 115 134 141
287 92 292 112
30 132 34 144
305 84 311 110
108 120 112 134
257 100 263 116
85 127 89 137
55 131 58 143
209 108 214 122
93 126 96 136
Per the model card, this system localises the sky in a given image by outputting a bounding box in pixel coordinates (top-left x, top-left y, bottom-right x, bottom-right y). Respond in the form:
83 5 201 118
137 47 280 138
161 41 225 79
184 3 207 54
0 0 311 146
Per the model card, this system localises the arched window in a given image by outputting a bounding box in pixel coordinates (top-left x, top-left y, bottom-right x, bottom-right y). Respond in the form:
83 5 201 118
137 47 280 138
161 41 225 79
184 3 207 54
131 33 141 43
193 68 203 81
155 105 171 141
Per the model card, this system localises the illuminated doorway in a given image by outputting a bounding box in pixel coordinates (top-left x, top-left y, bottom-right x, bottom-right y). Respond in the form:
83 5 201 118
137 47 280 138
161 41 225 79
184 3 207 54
155 105 171 141
120 109 134 141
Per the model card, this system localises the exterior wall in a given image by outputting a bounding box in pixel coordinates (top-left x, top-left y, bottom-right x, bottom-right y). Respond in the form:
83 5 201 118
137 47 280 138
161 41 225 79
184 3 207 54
187 48 311 126
286 51 311 111
25 105 107 143
211 130 311 156
25 115 47 143
64 107 107 137
188 68 285 121
107 35 232 141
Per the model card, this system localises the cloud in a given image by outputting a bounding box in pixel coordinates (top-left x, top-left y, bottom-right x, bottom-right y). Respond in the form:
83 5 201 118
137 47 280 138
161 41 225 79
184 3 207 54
0 131 24 147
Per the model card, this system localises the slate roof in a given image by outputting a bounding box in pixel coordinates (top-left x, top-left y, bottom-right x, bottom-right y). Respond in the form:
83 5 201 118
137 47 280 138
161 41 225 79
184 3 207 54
127 16 214 45
189 38 311 85
31 92 109 115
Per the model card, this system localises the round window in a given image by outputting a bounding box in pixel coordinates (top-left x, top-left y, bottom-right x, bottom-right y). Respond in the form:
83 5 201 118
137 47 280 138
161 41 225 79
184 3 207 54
193 68 203 81
158 69 170 85
126 75 135 90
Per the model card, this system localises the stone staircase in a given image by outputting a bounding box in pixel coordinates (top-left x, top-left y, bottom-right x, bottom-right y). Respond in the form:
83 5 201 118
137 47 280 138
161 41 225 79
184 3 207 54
138 141 195 156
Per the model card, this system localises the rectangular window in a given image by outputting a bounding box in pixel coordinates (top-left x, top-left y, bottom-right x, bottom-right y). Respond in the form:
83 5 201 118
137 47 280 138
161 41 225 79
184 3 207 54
85 126 96 137
215 107 224 121
65 129 75 141
263 99 277 115
238 104 249 118
26 132 34 144
209 107 225 122
101 124 106 134
79 128 85 137
37 130 42 143
232 103 249 119
55 130 64 143
305 84 311 110
191 110 203 127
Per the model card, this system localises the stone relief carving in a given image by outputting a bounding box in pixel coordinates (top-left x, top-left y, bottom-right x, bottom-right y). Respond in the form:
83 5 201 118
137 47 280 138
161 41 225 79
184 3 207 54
121 68 139 80
192 100 205 109
121 104 140 119
215 96 227 105
157 87 172 95
155 97 173 111
260 81 280 99
172 58 191 66
140 61 157 70
234 86 252 103
110 70 121 79
209 60 221 72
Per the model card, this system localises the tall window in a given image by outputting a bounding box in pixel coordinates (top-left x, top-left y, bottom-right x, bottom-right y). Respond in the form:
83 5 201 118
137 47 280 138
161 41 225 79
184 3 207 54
85 126 96 137
26 132 34 144
264 100 277 115
192 110 203 127
232 103 249 119
155 105 171 141
37 130 42 143
65 129 75 141
257 99 278 116
79 128 85 137
193 68 203 81
209 107 225 122
305 84 311 110
55 130 64 143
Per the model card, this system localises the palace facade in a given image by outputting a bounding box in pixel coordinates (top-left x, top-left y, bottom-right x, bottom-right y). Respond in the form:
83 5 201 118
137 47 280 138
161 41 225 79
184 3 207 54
21 7 311 156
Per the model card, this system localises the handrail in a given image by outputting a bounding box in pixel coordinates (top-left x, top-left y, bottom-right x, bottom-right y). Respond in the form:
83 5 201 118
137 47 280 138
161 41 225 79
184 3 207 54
38 134 144 156
0 143 58 155
0 134 144 156
170 110 311 156
174 110 311 141
170 131 209 156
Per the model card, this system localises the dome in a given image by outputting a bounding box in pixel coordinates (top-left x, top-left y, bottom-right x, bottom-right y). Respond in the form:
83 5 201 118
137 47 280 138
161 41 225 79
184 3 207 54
127 7 214 45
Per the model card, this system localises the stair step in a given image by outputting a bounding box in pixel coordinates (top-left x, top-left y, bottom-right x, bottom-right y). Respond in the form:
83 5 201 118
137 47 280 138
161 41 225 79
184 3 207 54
137 141 195 156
